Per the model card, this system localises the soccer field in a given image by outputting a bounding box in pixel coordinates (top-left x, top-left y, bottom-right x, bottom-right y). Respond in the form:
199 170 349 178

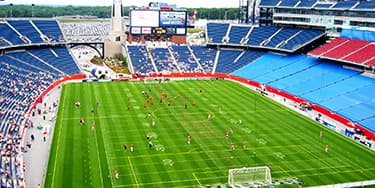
44 80 375 187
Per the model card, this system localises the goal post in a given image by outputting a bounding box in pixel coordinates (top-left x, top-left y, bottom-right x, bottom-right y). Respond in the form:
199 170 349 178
228 166 272 186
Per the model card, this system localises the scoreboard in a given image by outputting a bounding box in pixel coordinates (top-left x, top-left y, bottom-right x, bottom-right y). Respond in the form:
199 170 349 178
130 9 187 36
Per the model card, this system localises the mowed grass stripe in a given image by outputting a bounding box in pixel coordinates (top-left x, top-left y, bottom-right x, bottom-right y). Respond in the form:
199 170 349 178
45 80 375 187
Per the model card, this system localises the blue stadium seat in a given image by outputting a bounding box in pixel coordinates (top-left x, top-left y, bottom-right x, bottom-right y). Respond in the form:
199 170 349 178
233 53 299 80
264 27 300 48
33 20 64 42
170 46 200 73
331 0 357 9
354 1 375 10
280 29 324 51
152 48 179 73
314 3 334 9
127 45 155 75
278 0 299 7
6 51 62 75
247 26 279 46
259 0 280 7
207 23 229 44
358 117 375 133
7 20 44 43
215 49 242 73
29 47 80 75
0 23 26 45
296 0 318 8
190 46 217 73
228 25 251 44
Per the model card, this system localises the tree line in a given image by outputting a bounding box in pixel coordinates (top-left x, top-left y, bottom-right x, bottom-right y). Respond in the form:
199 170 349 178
0 4 239 20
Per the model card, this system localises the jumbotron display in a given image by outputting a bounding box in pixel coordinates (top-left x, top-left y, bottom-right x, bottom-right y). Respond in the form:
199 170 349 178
130 9 187 36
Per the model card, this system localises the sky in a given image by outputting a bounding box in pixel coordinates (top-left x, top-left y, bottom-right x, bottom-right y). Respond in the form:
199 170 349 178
0 0 239 8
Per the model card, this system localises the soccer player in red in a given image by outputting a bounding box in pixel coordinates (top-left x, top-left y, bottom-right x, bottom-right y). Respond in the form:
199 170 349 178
123 144 127 152
160 98 163 103
143 103 147 109
91 122 95 130
184 103 188 109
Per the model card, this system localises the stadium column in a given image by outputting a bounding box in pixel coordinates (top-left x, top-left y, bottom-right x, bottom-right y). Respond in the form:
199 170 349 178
104 0 126 58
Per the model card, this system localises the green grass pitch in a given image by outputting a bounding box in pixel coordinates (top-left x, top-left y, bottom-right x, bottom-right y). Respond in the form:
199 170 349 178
44 80 375 187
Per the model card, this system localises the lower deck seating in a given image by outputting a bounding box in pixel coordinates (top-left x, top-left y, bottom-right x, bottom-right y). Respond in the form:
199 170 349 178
233 53 374 132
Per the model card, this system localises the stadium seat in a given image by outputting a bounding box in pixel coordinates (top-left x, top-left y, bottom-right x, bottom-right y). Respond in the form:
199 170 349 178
7 20 44 43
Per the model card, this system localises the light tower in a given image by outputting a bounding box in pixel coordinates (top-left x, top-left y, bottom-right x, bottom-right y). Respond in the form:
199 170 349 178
104 0 126 58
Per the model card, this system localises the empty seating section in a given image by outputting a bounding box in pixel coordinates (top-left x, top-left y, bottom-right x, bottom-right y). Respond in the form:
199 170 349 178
258 0 374 12
309 38 349 56
354 1 375 9
127 45 155 75
359 118 375 133
33 20 64 42
190 46 217 73
233 53 295 80
206 23 325 52
296 0 317 8
278 0 299 7
215 50 242 73
264 27 300 47
233 53 375 131
8 20 43 43
343 44 375 64
0 23 25 45
284 64 358 95
152 48 179 73
259 0 280 6
228 26 251 44
365 58 375 66
7 51 61 76
314 3 333 9
207 23 229 43
170 46 200 73
0 19 66 47
29 47 80 75
309 37 375 66
301 75 372 103
223 50 265 74
323 39 369 59
331 0 357 9
256 56 318 84
0 38 9 47
248 26 279 46
280 29 324 50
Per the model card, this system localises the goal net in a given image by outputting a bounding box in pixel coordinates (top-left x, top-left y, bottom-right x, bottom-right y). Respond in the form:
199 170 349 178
228 166 272 186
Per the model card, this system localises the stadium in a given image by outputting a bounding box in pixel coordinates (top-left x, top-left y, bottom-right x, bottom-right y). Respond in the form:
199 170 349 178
0 0 375 187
